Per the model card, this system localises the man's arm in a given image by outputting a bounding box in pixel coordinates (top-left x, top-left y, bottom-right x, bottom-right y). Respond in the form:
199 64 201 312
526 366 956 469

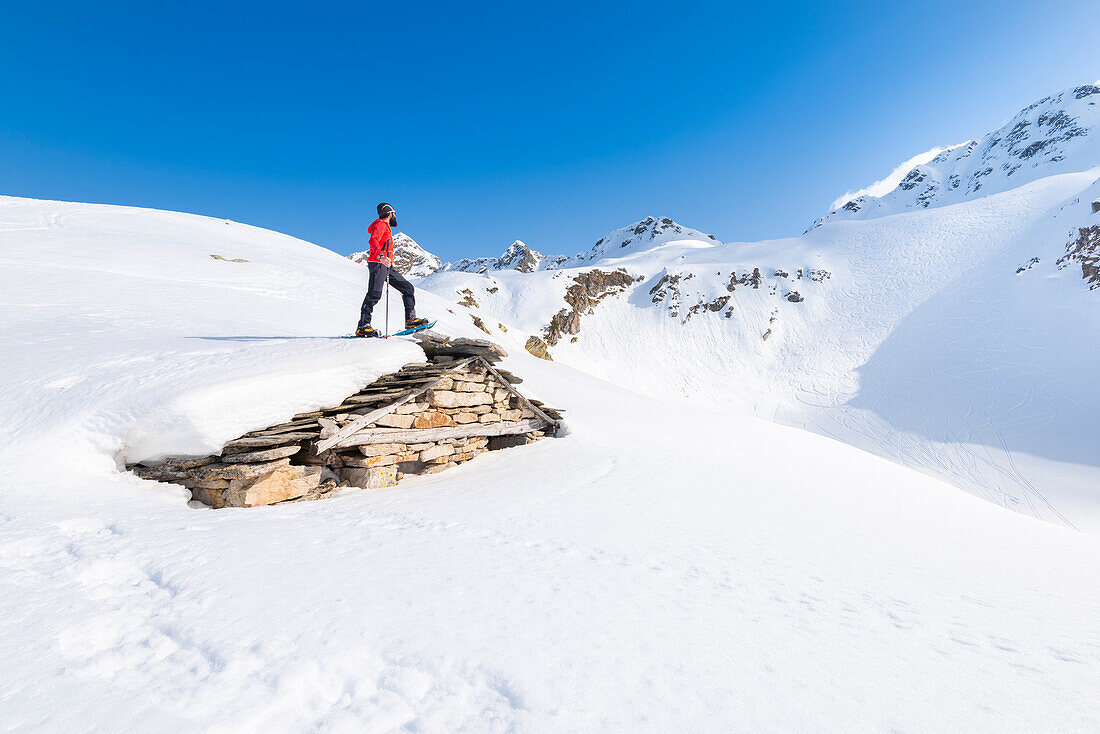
368 222 394 267
365 222 391 265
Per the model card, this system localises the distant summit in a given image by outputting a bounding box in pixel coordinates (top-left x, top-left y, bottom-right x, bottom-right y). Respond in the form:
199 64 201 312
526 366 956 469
349 218 720 277
448 240 546 274
564 216 719 265
349 232 442 277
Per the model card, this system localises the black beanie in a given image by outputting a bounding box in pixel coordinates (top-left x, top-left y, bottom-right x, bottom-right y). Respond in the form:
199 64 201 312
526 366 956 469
377 202 397 227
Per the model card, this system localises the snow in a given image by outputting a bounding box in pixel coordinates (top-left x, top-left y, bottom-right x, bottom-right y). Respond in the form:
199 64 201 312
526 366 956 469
816 83 1100 226
418 171 1100 536
830 144 954 210
1 192 1098 731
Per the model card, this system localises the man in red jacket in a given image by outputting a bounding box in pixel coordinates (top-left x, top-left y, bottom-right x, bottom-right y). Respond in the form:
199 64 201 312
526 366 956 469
356 203 428 337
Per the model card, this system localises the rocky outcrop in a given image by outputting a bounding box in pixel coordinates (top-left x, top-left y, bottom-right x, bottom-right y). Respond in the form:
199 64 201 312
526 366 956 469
1058 226 1100 289
525 336 553 361
649 266 826 324
544 269 638 346
128 337 560 508
471 315 491 333
456 288 479 308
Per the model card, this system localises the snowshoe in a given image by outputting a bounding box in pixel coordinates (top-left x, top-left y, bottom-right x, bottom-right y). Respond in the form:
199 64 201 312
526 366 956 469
354 325 379 338
392 319 437 336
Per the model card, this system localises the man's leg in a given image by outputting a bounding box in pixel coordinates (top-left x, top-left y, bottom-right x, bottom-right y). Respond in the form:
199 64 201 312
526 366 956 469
357 262 386 330
387 270 418 322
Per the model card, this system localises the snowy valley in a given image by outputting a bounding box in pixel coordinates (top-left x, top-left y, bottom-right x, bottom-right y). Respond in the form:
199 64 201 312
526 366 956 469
1 84 1099 732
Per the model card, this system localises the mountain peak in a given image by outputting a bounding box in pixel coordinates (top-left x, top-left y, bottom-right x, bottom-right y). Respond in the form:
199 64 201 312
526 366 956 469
448 239 545 274
569 216 720 264
815 82 1100 227
497 240 543 273
348 232 443 277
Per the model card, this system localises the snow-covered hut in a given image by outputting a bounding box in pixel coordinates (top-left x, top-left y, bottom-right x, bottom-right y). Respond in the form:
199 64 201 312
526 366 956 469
128 335 562 507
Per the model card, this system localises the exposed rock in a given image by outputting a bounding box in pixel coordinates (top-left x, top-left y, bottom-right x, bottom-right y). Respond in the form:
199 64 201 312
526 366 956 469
414 411 457 429
221 445 302 463
786 291 804 303
342 453 395 468
373 413 415 429
222 433 316 453
340 466 399 490
426 389 493 409
457 288 479 308
419 444 455 462
1057 226 1100 289
189 459 292 482
419 463 454 475
471 315 491 333
525 335 553 360
359 443 407 457
138 455 217 470
413 334 507 363
1016 257 1040 274
226 465 322 507
545 269 636 346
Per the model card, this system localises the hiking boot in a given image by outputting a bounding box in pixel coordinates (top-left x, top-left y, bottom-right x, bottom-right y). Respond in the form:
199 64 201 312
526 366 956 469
404 317 429 329
355 325 379 338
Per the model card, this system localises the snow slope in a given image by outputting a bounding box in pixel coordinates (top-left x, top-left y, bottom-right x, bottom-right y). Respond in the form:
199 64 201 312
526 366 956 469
2 195 1097 731
417 87 1100 535
424 185 1100 532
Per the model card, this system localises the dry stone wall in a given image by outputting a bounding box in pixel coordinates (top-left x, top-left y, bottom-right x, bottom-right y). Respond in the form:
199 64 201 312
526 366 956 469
127 337 562 509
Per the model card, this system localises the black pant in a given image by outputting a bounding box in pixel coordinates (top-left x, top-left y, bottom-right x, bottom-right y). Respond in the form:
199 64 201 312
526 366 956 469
358 261 416 329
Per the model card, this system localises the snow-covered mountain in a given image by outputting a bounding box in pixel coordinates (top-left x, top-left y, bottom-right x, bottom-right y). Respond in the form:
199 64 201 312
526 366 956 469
565 215 720 264
448 239 546 273
442 217 720 275
419 84 1100 534
815 82 1100 226
349 231 442 277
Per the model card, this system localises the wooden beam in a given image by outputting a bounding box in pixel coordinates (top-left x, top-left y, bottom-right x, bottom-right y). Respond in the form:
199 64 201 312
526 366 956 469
314 358 474 453
478 358 559 428
335 418 549 448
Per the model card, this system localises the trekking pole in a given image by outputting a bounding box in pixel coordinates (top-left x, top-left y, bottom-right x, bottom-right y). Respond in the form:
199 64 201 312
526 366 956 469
384 271 390 337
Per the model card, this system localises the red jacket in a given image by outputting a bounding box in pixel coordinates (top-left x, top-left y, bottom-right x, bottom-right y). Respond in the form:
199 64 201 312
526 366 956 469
366 218 393 263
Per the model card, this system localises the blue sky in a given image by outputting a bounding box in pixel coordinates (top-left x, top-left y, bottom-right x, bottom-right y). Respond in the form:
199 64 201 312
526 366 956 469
2 1 1098 260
